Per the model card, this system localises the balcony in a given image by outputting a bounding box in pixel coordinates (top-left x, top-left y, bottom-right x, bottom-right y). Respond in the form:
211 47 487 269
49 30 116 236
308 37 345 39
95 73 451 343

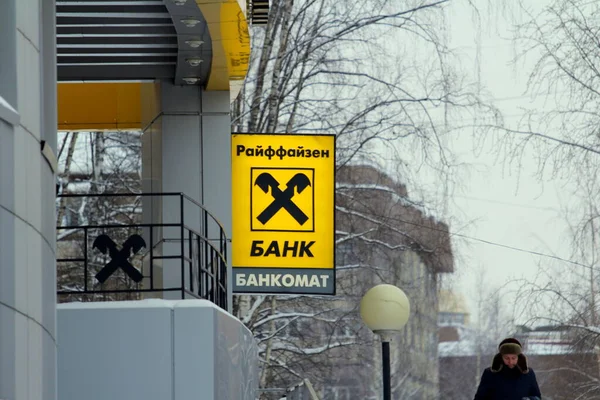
56 192 228 309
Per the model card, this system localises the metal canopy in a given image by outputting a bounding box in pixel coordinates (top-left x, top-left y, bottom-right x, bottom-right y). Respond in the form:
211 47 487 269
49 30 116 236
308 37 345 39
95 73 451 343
57 0 212 86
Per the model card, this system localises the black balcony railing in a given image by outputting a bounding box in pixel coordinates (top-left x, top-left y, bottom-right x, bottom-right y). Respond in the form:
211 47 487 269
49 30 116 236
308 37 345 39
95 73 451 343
56 192 228 309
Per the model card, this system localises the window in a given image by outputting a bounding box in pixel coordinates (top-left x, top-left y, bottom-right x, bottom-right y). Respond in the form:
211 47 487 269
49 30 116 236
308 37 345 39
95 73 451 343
336 242 360 266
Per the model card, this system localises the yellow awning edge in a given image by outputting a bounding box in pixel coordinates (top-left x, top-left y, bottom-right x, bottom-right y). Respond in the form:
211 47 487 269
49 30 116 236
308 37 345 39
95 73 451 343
57 82 142 131
196 0 251 98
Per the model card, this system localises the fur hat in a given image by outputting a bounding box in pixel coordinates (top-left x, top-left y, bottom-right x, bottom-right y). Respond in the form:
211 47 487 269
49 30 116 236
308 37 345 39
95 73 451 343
491 338 529 373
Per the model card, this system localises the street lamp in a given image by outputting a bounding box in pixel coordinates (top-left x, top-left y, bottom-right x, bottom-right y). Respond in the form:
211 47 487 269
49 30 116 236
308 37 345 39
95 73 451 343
360 284 410 400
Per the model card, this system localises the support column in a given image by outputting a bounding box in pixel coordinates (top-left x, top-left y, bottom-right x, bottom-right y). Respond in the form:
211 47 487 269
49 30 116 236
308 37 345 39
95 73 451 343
201 90 232 311
142 81 232 309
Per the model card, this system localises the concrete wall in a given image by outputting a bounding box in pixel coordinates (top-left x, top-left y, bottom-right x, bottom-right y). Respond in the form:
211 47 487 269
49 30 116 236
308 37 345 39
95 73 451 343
0 1 57 400
57 300 259 400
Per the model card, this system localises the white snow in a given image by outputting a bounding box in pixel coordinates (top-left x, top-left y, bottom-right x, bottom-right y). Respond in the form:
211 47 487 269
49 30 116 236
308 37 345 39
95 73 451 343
57 298 219 311
336 205 434 252
63 181 92 193
336 182 433 217
525 343 574 355
253 312 339 329
438 338 577 357
438 340 480 357
268 340 357 355
438 324 594 357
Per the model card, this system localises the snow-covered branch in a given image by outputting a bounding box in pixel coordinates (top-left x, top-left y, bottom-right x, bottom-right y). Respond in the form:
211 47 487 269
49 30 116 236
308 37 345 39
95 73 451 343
336 205 433 253
253 312 340 330
267 340 358 356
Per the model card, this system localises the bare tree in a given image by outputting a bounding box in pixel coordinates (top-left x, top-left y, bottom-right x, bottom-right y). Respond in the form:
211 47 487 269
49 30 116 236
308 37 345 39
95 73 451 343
233 0 494 397
56 131 143 302
508 268 600 399
458 5 600 395
238 164 454 399
234 0 491 167
480 0 600 183
504 199 600 399
53 0 492 396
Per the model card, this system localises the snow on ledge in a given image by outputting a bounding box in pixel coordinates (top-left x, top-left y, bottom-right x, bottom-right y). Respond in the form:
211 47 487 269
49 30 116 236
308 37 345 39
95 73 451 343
336 182 434 218
57 298 217 310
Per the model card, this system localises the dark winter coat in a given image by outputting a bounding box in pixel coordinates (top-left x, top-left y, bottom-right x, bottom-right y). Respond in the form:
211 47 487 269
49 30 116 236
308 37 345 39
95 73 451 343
473 353 541 400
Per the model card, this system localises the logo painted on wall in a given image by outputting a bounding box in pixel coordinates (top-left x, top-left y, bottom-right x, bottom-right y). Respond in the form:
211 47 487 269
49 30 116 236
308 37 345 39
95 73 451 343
93 234 146 283
251 169 314 231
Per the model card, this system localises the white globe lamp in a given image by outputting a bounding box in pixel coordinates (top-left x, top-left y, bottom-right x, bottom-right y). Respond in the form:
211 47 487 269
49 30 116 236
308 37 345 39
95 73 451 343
360 284 410 400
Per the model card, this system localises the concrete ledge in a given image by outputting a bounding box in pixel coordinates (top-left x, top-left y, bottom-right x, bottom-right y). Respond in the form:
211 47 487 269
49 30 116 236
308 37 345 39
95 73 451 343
57 299 259 400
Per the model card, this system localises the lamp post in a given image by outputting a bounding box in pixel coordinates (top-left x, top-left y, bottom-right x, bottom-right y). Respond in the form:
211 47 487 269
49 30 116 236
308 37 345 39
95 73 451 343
360 284 410 400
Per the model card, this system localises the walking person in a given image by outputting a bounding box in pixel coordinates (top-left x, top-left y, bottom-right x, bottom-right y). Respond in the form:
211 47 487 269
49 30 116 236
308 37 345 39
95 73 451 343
474 338 542 400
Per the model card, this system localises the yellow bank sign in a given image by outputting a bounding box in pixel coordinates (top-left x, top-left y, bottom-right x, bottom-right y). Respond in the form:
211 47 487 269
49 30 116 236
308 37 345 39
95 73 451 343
231 133 335 294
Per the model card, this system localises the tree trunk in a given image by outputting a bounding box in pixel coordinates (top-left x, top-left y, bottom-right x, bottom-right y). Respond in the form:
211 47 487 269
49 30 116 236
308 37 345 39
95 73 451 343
260 296 277 395
56 132 79 226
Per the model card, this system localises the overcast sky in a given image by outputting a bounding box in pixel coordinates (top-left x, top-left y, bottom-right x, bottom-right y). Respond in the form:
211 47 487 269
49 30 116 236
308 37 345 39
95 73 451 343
419 0 578 325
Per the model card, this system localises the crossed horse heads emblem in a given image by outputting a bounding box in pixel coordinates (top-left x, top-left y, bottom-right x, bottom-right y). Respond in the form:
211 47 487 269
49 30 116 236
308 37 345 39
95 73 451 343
254 172 311 225
93 234 146 283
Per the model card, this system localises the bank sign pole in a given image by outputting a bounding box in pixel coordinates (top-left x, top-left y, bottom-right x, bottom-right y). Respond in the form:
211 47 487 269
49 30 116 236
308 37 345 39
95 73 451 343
231 133 335 295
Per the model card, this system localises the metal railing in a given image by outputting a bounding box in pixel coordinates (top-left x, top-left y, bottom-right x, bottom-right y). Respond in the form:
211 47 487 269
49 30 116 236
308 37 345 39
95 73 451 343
56 192 228 309
284 380 320 400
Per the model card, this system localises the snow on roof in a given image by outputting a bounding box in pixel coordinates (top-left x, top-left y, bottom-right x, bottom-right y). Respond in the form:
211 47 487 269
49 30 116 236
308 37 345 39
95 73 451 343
57 298 181 310
438 324 585 357
438 340 480 357
437 323 495 357
340 159 444 219
526 343 573 355
64 181 91 193
57 298 217 310
439 341 577 357
335 182 434 217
